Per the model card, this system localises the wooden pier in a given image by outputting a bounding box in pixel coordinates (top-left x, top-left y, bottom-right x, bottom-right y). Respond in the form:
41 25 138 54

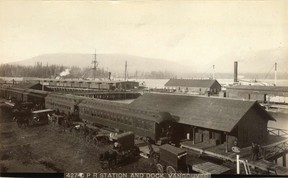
180 135 288 175
46 86 141 100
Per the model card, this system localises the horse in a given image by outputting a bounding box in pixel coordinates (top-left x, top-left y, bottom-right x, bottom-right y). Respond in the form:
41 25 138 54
99 150 117 169
13 109 31 128
13 114 29 128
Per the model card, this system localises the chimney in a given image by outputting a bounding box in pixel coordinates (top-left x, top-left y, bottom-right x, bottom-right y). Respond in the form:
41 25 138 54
234 61 238 83
108 72 111 80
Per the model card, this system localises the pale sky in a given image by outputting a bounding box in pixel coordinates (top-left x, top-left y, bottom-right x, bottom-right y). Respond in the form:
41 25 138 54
0 0 287 69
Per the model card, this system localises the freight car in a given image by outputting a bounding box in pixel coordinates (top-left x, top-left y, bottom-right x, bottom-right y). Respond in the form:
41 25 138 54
3 86 50 107
0 86 9 99
6 87 26 102
24 89 50 106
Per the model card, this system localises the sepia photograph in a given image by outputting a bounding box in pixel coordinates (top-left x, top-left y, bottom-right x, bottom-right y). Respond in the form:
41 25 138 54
0 0 287 177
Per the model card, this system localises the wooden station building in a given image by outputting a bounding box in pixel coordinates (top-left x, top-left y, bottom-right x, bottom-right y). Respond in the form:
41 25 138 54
129 93 276 151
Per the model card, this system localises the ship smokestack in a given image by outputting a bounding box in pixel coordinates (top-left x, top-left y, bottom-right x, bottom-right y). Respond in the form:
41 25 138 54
108 72 111 80
234 61 238 83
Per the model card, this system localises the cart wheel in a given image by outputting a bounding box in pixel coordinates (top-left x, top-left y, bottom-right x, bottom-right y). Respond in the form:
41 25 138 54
166 166 176 174
156 163 164 173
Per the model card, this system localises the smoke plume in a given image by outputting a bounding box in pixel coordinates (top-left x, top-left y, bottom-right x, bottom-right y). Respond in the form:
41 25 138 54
60 69 70 77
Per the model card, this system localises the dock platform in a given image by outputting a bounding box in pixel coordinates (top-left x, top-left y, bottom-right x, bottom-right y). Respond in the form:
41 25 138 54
181 137 288 175
192 162 231 174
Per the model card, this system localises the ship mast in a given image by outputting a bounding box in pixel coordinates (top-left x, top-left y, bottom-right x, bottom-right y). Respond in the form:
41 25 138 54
212 65 215 79
124 61 127 81
274 62 277 86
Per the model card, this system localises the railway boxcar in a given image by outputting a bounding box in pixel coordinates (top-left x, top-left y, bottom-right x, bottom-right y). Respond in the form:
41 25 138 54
26 89 50 105
45 93 85 115
6 87 25 102
78 98 176 141
0 86 9 99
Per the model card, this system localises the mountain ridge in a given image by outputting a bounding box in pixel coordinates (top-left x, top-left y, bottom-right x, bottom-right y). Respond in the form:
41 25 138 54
8 48 288 76
10 53 193 75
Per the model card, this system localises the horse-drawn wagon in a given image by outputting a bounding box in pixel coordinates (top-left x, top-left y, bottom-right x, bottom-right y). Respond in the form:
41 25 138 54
13 109 31 128
155 144 191 174
30 109 53 126
13 108 53 128
99 132 140 169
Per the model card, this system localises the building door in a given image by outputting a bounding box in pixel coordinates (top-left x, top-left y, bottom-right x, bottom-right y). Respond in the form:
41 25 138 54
264 94 267 103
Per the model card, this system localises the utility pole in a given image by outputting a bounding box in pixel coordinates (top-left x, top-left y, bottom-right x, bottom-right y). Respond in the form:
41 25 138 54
92 49 98 80
212 65 215 79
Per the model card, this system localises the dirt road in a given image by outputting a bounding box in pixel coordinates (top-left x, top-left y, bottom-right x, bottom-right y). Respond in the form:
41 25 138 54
0 108 156 173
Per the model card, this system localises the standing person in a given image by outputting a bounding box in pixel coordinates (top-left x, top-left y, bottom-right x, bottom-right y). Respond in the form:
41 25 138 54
60 110 65 116
62 118 67 132
52 114 57 127
255 144 260 160
166 125 173 144
251 143 256 161
83 124 89 138
251 142 259 161
47 113 53 125
55 109 60 115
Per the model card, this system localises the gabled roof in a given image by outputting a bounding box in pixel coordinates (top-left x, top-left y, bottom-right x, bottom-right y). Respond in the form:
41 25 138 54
12 82 39 89
165 79 219 88
79 98 166 123
129 93 275 132
11 82 52 91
